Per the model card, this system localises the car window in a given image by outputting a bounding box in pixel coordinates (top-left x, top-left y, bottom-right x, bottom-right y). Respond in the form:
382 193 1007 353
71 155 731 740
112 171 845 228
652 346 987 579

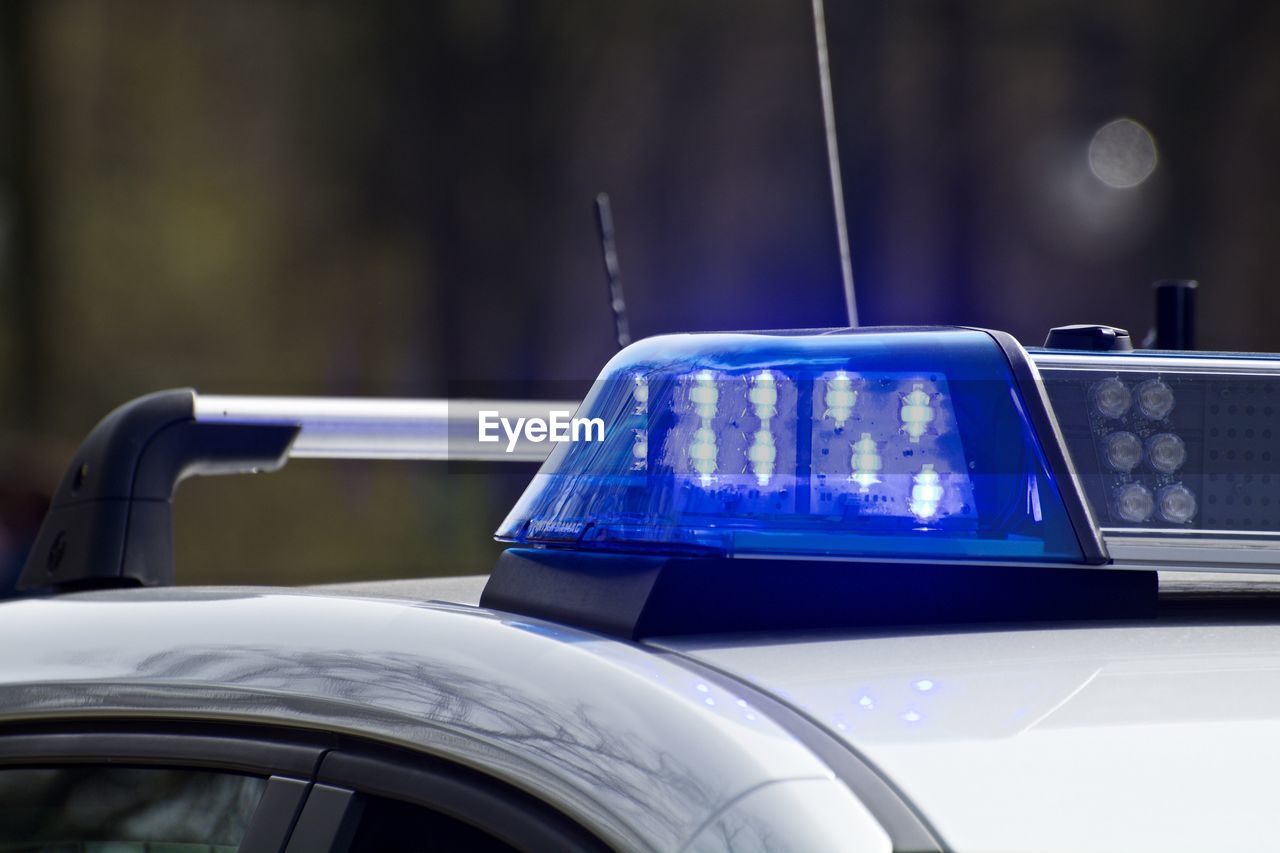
0 765 265 852
346 796 516 853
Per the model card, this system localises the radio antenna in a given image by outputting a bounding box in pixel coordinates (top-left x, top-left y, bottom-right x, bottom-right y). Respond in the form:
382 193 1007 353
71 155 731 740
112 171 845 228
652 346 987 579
594 192 632 349
811 0 859 327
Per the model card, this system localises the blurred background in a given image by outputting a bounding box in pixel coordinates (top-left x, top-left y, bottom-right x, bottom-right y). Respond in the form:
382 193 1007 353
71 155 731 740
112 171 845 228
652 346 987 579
0 0 1277 585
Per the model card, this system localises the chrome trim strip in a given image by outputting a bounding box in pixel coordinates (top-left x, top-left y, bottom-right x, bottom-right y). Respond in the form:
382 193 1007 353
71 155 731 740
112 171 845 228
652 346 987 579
195 395 578 462
1103 528 1280 539
1032 352 1280 374
1106 534 1280 571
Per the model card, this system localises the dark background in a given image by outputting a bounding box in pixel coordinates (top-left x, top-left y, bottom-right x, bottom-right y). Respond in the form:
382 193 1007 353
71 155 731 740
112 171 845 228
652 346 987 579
0 1 1276 583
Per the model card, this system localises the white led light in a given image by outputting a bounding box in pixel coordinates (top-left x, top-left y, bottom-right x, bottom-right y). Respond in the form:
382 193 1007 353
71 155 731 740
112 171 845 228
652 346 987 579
1135 378 1175 420
1103 431 1143 472
1113 482 1154 523
688 371 719 486
631 429 647 470
690 426 717 485
824 371 856 427
748 371 778 486
748 429 777 487
1092 377 1132 419
1158 484 1197 524
911 464 944 520
749 371 778 418
1146 432 1186 474
900 384 934 443
850 432 881 492
689 371 719 420
633 375 649 414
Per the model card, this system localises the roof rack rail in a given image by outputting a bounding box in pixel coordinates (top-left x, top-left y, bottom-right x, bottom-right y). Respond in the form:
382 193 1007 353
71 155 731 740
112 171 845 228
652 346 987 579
20 390 575 592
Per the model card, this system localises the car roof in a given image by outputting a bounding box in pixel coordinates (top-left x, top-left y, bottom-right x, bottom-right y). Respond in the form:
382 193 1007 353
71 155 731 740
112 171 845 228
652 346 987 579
6 571 1280 852
654 571 1280 853
316 570 1280 852
309 574 488 605
663 616 1280 853
0 585 870 852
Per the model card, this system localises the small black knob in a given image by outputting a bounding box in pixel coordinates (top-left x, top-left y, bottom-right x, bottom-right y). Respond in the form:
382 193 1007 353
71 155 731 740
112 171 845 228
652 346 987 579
1044 324 1133 351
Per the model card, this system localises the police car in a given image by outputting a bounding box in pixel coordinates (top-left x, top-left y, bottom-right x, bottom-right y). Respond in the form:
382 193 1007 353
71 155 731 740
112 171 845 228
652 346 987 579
0 324 1275 852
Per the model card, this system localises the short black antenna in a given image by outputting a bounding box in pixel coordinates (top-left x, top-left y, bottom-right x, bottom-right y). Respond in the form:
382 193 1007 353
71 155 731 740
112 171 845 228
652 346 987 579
594 192 632 349
811 0 858 327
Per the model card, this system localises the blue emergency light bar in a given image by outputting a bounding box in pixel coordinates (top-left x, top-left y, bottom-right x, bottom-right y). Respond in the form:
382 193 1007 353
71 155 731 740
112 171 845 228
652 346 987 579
16 326 1164 637
497 328 1105 565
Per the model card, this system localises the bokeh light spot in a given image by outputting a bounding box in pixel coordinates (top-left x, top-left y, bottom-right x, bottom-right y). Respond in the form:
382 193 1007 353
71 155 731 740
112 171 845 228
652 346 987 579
1088 118 1158 188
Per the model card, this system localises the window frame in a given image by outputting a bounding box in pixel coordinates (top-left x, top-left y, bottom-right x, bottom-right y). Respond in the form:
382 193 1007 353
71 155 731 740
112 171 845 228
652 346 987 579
0 721 610 853
298 745 612 853
0 722 327 853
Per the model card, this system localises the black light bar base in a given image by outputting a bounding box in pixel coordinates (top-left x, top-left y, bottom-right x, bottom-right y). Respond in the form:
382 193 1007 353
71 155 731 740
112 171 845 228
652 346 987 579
483 548 1157 639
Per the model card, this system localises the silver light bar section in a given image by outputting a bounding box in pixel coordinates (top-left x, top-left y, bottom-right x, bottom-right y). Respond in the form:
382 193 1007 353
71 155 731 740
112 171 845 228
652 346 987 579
1032 351 1280 375
1108 534 1280 573
1031 347 1280 572
194 395 582 462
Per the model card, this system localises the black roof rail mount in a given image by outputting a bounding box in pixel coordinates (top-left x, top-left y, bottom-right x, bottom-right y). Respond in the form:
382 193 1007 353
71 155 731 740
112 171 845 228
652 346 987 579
20 389 299 592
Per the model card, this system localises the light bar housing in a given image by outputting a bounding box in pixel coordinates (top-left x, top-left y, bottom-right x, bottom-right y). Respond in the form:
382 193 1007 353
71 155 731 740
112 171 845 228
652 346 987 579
498 328 1101 565
1033 349 1280 571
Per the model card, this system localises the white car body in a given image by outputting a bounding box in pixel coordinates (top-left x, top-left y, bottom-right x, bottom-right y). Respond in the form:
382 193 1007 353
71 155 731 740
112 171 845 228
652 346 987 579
0 572 1274 851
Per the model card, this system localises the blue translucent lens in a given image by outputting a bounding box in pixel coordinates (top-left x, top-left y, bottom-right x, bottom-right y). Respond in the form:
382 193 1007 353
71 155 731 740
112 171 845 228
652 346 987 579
497 329 1085 563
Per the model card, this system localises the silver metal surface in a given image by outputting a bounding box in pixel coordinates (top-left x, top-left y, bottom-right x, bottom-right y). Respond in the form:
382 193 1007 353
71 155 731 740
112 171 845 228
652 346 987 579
1032 350 1280 374
195 395 579 462
1106 533 1280 572
685 778 890 853
1160 570 1280 589
665 620 1280 853
0 590 864 852
310 574 488 605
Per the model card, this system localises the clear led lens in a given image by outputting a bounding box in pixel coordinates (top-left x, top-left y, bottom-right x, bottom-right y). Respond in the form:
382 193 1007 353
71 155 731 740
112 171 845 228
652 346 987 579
1092 377 1132 419
749 370 778 418
690 426 718 485
689 371 719 419
633 375 649 414
749 371 778 486
688 372 719 486
849 432 881 493
1103 431 1143 472
1114 482 1154 523
900 384 935 443
631 429 647 470
823 371 856 427
1136 378 1175 420
1146 432 1186 474
749 429 777 486
1157 483 1197 524
910 464 944 520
